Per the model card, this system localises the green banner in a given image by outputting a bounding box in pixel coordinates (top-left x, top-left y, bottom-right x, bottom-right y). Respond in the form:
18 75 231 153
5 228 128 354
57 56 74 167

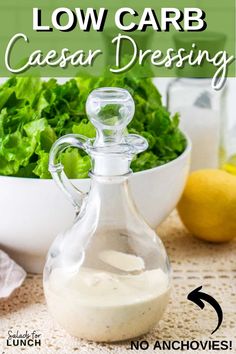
0 0 235 85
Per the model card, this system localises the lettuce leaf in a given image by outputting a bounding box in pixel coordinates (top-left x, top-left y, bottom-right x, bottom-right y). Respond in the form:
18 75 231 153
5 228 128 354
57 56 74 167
0 76 186 179
61 149 91 179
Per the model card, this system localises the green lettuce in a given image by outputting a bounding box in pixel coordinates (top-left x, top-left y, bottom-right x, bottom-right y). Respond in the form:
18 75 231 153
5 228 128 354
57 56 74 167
0 76 186 179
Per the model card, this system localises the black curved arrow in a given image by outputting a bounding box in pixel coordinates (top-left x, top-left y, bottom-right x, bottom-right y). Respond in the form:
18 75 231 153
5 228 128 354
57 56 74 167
187 286 223 335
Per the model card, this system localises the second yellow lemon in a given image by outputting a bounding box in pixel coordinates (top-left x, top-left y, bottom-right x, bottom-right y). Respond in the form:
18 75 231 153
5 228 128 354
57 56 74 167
178 169 236 242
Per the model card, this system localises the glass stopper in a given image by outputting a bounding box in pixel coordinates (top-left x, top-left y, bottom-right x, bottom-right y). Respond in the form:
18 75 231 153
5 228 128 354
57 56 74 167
86 88 135 145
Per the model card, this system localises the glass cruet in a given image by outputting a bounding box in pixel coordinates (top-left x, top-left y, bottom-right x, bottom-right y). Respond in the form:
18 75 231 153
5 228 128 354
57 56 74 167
43 87 171 342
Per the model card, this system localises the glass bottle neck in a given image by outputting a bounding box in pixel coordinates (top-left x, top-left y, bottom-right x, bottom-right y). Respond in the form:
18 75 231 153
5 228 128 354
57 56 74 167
88 173 138 220
91 155 131 176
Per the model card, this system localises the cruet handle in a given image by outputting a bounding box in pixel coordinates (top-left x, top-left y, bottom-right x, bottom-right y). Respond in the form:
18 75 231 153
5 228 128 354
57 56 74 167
49 134 89 214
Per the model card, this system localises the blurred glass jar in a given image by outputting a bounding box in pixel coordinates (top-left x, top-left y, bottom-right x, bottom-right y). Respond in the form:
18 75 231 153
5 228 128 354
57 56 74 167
167 32 228 171
220 84 236 175
167 78 227 171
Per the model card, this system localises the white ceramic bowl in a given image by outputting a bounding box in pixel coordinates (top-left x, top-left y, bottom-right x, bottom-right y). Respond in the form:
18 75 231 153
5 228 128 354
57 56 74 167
0 137 191 273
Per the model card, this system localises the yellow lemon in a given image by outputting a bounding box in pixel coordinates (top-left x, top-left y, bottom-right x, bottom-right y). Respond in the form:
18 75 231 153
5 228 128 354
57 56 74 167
178 169 236 242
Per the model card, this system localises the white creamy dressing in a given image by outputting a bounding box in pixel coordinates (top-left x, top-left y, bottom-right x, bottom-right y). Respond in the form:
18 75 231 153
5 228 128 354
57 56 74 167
99 249 145 272
45 265 170 341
